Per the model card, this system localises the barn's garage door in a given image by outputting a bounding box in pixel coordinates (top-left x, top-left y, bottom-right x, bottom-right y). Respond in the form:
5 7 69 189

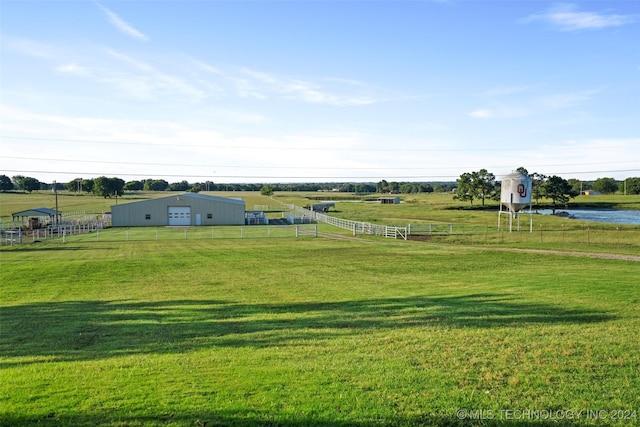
168 207 191 226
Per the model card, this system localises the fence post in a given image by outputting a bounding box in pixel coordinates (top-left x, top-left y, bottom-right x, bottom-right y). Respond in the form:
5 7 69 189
296 225 299 238
353 223 356 236
156 229 159 241
315 224 318 237
449 224 453 234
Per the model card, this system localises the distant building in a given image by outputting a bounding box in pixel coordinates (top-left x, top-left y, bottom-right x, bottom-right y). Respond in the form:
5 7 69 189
378 196 400 205
307 203 335 212
111 193 245 227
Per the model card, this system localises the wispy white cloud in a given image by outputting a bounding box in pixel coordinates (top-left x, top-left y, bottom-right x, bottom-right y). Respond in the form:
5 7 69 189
469 108 494 119
535 88 601 110
521 3 637 31
477 85 541 97
238 67 378 106
96 3 149 41
55 49 208 102
468 106 530 119
470 87 600 119
3 37 58 59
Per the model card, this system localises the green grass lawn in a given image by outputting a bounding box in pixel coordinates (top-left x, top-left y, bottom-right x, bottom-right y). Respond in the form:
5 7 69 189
2 234 639 426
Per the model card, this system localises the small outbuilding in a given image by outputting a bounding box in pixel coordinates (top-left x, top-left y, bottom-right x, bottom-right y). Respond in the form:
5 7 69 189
12 207 61 228
111 193 245 227
378 196 400 205
307 202 335 212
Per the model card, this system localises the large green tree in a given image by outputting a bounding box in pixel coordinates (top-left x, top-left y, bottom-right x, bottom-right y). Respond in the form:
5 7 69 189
169 180 190 191
124 180 144 191
65 178 85 192
621 177 640 195
82 179 94 193
474 169 496 206
376 180 389 193
355 183 375 193
144 179 169 191
0 174 14 191
543 175 578 213
593 177 618 194
93 176 125 198
453 172 475 206
12 175 40 193
454 169 496 207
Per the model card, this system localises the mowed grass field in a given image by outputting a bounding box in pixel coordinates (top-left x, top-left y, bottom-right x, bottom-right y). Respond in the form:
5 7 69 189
1 191 640 426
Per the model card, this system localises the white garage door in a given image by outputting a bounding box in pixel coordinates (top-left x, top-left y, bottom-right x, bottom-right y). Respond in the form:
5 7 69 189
168 206 191 226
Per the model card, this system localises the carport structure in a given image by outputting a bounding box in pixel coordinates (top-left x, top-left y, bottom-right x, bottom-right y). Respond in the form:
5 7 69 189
12 207 61 229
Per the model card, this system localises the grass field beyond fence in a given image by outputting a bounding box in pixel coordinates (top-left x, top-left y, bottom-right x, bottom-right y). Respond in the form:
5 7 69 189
1 233 639 426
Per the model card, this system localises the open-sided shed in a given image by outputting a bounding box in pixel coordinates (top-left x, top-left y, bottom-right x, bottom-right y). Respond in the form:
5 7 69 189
378 196 400 205
111 193 245 227
12 207 61 228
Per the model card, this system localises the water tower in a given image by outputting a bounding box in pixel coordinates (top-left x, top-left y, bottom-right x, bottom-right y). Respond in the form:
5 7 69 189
498 171 533 232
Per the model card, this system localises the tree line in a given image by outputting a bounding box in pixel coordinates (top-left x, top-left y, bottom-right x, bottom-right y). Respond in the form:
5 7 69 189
452 168 640 210
0 175 451 197
2 173 640 200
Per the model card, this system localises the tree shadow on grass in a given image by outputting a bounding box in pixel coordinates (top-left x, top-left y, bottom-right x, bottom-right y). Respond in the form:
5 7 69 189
1 294 615 365
0 408 584 427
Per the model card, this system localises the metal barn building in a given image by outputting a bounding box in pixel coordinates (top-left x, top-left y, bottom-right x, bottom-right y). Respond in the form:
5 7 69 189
111 193 245 227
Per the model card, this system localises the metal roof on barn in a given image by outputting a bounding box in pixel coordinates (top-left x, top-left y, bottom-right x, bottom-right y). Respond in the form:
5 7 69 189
12 207 61 219
176 192 245 205
115 192 245 207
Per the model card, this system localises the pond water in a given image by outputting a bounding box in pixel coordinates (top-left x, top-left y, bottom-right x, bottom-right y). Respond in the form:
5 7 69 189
537 209 640 225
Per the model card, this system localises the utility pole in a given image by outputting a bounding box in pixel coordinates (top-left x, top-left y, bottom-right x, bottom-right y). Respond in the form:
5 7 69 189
53 180 59 224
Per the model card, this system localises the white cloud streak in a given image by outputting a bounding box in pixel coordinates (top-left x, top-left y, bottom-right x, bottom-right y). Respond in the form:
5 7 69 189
469 87 600 119
97 3 149 41
238 67 378 106
535 89 601 110
521 3 636 31
468 106 530 119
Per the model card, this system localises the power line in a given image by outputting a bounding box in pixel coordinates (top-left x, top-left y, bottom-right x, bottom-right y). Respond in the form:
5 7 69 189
3 155 638 171
0 135 619 153
2 168 639 181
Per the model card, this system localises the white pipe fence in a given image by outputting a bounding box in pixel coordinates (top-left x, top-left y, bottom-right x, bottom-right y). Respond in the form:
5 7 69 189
1 224 318 245
291 206 408 240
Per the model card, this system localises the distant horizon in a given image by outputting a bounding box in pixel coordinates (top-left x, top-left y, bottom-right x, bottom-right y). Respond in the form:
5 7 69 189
4 173 637 188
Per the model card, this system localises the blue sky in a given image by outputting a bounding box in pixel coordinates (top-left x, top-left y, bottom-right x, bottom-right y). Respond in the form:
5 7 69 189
1 0 638 183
